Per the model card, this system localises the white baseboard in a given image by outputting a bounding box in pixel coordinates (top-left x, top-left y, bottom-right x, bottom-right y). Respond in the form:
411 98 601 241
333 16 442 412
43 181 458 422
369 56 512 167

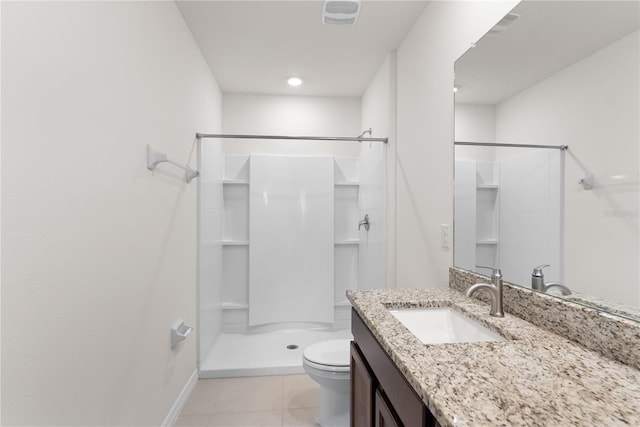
162 369 198 427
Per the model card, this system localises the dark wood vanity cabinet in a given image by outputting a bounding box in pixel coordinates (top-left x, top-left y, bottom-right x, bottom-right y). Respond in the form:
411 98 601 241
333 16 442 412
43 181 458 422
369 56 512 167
351 309 441 427
374 389 401 427
351 340 375 426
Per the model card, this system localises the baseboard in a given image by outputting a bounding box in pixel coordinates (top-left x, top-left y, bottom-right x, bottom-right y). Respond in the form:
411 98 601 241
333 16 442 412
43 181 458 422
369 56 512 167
162 369 198 427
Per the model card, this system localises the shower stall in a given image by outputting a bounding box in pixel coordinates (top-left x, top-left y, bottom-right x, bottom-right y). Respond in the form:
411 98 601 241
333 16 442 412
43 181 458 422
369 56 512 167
197 133 387 378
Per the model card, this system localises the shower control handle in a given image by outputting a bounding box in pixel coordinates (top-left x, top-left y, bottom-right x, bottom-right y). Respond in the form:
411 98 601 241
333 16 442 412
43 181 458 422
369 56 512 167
358 214 370 231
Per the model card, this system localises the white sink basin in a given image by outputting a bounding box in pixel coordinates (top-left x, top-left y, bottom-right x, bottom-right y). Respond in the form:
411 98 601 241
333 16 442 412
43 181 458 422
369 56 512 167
389 307 506 345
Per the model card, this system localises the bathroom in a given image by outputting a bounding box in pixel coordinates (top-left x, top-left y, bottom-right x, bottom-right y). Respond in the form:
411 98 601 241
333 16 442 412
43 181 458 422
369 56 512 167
2 1 638 426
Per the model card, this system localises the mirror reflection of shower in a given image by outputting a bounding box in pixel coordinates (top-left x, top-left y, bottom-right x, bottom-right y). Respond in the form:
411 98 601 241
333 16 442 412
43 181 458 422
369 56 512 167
453 142 565 288
453 1 639 319
197 133 387 378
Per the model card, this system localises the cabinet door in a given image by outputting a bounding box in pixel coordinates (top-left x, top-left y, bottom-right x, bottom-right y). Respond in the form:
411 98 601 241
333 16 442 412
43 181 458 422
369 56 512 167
375 390 401 427
351 342 374 427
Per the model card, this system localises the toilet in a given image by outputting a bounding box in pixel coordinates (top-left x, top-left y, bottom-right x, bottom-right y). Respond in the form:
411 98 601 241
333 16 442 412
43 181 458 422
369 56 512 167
302 339 351 427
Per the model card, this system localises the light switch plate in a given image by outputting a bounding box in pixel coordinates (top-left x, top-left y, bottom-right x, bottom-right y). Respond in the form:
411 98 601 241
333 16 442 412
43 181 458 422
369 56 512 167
441 224 451 248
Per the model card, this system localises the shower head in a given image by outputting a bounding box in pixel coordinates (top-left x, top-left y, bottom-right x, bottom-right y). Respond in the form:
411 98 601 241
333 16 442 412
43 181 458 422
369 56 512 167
357 128 372 139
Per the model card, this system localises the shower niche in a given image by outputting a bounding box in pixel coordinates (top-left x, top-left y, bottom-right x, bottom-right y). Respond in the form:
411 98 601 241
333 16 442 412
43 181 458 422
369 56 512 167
219 154 362 333
221 154 250 319
454 160 501 269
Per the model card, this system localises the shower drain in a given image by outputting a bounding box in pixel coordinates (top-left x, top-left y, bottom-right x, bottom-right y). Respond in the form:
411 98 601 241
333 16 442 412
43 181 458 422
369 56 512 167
286 344 299 350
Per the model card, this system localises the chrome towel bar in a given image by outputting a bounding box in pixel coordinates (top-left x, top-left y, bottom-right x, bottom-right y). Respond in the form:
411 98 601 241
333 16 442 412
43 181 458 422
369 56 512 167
147 145 199 183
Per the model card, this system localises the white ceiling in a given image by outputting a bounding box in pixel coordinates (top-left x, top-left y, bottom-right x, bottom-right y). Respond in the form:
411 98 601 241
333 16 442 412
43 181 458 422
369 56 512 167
176 0 428 97
454 1 640 105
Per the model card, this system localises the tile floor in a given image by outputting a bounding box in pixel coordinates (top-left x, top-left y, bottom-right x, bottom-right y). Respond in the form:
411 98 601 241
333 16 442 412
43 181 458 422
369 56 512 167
176 374 320 427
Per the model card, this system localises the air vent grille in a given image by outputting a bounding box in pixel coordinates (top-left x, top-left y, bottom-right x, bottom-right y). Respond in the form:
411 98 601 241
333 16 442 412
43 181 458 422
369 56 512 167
324 16 357 25
487 12 521 35
325 1 359 15
323 0 360 25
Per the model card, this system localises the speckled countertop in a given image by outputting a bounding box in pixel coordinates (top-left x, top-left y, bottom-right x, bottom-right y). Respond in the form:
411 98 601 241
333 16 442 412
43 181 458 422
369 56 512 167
347 288 640 427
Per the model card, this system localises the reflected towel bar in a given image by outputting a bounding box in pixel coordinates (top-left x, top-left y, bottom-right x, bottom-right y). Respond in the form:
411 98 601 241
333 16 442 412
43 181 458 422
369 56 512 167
147 145 199 183
579 173 639 190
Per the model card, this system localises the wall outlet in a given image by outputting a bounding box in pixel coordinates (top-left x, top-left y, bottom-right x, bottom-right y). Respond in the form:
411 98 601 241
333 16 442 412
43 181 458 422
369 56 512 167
440 224 451 249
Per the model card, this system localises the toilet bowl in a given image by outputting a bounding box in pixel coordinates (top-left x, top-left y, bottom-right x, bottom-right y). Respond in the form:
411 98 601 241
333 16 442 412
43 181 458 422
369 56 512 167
302 339 351 427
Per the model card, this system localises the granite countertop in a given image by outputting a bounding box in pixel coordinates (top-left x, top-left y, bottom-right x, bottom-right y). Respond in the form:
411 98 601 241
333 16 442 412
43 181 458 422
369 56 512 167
347 288 640 427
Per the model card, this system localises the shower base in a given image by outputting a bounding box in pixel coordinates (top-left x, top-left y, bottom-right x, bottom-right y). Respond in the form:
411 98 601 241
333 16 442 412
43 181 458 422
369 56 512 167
199 328 352 378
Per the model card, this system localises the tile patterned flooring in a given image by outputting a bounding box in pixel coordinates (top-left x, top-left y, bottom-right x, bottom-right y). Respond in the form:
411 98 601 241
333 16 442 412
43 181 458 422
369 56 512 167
176 374 320 427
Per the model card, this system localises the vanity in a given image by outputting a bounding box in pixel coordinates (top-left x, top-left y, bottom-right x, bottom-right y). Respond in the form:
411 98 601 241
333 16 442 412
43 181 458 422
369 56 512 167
351 306 440 427
357 2 640 425
348 276 640 427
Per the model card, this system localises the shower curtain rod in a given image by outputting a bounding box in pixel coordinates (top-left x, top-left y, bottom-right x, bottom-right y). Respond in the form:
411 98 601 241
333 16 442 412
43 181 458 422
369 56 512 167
196 133 388 143
455 141 568 150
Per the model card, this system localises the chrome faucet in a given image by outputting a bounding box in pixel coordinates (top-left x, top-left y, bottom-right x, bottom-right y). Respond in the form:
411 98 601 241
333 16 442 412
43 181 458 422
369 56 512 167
466 267 504 317
358 214 370 231
542 282 572 295
531 265 571 295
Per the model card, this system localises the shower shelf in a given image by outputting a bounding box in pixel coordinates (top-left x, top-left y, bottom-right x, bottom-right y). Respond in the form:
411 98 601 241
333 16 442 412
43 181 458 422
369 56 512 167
222 302 249 310
335 182 360 187
477 239 499 245
223 240 249 246
335 240 359 245
477 184 498 189
223 180 249 185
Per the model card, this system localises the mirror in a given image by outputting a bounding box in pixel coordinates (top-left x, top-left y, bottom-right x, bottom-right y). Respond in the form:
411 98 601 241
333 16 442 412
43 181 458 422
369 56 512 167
453 1 640 321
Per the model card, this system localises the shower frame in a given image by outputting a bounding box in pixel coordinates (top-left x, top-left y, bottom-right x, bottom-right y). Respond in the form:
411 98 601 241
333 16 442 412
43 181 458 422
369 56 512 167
196 132 388 377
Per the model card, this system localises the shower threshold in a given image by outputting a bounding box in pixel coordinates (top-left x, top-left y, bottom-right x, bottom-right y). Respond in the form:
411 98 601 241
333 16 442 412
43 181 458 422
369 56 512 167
199 328 352 379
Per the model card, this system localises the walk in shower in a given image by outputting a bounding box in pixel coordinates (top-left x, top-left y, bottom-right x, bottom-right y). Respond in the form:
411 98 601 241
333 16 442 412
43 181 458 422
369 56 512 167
197 133 387 378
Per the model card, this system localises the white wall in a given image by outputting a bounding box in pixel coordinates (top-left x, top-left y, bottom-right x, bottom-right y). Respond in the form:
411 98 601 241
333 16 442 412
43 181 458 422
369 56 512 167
495 30 639 305
454 103 497 161
454 103 496 142
0 2 4 422
1 2 222 425
221 93 361 156
394 1 519 288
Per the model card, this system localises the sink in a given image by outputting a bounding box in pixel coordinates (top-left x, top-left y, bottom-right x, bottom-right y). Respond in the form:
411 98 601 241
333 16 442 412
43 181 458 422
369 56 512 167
389 307 506 344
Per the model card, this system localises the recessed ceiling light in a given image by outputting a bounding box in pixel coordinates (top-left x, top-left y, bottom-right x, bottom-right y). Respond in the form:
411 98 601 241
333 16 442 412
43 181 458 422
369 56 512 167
287 77 303 87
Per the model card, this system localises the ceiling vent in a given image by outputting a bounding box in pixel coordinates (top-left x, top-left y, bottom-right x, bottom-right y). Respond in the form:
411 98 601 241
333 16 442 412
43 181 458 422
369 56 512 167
322 0 361 25
487 12 521 35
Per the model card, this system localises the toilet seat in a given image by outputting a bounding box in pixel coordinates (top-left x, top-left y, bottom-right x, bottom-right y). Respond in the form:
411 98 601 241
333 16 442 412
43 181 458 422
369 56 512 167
303 339 351 372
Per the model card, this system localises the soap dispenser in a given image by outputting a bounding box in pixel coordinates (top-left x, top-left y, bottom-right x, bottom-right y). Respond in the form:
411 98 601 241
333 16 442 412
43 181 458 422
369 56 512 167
531 264 549 291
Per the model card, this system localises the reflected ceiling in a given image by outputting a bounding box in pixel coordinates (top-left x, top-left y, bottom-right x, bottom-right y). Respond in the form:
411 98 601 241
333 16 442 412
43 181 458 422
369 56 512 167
455 1 640 105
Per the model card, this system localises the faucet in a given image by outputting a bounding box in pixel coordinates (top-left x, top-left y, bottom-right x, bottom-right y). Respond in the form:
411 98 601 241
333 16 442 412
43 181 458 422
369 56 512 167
543 282 572 296
466 267 504 317
358 214 370 231
531 265 572 295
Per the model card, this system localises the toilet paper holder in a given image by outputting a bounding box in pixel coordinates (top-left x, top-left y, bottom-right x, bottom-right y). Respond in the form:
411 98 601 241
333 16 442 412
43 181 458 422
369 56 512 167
171 320 193 349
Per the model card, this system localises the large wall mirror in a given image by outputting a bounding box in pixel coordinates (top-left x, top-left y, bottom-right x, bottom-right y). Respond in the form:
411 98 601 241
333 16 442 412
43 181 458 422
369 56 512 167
453 1 639 321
